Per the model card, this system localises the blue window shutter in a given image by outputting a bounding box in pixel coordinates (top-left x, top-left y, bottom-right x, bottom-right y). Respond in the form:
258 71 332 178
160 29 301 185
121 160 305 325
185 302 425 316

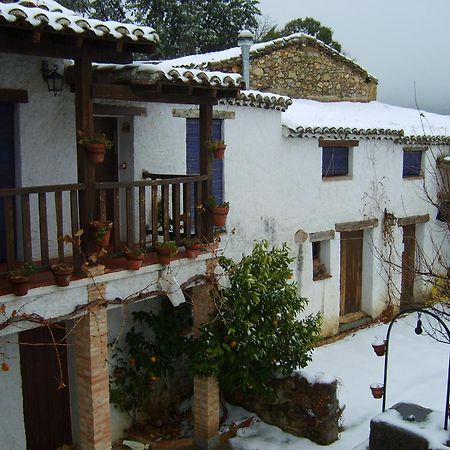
322 147 348 177
403 151 422 177
0 103 15 262
186 118 224 203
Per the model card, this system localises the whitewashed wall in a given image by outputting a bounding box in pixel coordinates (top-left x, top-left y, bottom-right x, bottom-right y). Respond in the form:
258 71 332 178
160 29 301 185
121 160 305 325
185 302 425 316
139 102 448 336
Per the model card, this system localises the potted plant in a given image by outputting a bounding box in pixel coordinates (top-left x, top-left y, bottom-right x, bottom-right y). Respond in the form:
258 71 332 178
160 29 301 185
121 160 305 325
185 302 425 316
8 262 36 296
154 241 178 265
207 196 230 227
185 239 203 259
371 338 386 357
125 246 146 270
370 383 384 399
51 263 74 287
77 130 113 163
207 140 227 160
89 220 113 249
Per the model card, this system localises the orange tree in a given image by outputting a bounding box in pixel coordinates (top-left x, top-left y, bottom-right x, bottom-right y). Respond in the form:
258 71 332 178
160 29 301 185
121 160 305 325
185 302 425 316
191 240 321 397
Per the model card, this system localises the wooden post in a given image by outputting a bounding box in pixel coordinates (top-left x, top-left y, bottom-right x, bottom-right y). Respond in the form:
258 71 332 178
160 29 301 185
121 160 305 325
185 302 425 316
74 58 95 251
199 104 213 242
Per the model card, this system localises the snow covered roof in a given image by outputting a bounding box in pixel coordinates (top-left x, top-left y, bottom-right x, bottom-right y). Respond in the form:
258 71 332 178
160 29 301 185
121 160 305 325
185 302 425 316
90 62 245 89
0 0 158 44
282 99 450 144
219 89 292 111
163 33 376 82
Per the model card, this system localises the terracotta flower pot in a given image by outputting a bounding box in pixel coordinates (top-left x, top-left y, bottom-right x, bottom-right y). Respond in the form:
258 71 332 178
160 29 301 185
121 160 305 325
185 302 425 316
8 275 31 296
370 383 384 399
51 263 74 287
89 220 113 249
214 143 227 160
185 243 202 259
85 143 106 163
155 246 178 265
126 254 144 270
372 340 386 357
210 207 229 227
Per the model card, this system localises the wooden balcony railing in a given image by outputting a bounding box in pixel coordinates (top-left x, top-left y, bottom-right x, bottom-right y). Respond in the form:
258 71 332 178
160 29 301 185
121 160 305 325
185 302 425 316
0 175 209 274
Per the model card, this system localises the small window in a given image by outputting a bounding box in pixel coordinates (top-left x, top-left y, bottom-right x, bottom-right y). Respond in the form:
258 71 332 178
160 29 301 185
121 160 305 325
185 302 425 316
322 146 349 177
403 151 422 177
312 241 331 281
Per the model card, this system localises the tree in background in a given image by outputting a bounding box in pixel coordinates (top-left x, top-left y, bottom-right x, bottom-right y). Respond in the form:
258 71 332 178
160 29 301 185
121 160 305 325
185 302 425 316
260 16 342 53
59 0 261 58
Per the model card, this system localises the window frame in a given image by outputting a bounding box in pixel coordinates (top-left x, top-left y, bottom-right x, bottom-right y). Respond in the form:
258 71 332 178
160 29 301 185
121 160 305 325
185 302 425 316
319 139 359 180
402 146 426 179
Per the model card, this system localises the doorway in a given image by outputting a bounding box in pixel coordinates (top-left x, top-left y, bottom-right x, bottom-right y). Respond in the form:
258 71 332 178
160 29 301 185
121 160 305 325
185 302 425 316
0 103 16 262
19 324 72 450
400 224 416 309
340 230 364 317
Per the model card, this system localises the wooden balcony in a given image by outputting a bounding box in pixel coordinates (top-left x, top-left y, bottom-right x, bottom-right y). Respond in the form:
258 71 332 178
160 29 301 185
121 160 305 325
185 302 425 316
0 175 210 276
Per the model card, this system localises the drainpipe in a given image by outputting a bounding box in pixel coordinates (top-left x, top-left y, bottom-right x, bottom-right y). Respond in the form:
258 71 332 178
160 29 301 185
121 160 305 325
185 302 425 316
238 29 254 89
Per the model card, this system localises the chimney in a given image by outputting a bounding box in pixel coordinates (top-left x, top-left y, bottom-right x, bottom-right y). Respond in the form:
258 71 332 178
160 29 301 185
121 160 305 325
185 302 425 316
238 29 254 89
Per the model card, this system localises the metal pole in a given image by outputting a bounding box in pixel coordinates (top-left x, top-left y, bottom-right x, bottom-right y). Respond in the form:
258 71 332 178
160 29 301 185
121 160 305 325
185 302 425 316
382 307 450 430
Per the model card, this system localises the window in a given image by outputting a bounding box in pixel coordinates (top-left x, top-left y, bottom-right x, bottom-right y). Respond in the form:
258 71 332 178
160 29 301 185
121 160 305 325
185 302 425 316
312 240 331 280
322 146 349 177
403 150 422 178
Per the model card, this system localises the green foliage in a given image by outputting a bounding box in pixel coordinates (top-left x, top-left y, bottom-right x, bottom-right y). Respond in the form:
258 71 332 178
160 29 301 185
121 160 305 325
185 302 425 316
260 16 342 53
191 241 321 397
155 241 178 254
109 305 191 424
206 196 229 209
9 262 37 278
59 0 261 58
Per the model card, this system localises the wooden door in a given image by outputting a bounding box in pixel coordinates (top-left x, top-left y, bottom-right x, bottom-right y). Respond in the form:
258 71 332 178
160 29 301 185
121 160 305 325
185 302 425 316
401 224 416 309
0 103 16 262
340 230 363 316
94 116 118 221
19 324 72 450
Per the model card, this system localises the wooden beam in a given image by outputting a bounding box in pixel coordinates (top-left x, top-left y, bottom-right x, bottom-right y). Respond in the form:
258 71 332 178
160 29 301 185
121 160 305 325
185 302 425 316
335 218 378 232
199 104 214 240
319 139 360 148
93 103 147 117
397 214 429 227
0 89 28 103
92 83 219 105
74 57 95 234
0 30 136 63
172 108 235 120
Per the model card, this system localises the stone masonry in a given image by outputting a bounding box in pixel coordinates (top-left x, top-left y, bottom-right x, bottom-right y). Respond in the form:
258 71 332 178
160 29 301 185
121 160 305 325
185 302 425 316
207 36 377 102
227 373 342 445
74 283 112 450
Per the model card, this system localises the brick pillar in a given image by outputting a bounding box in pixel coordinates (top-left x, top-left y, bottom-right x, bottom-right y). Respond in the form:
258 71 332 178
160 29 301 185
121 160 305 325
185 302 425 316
192 284 220 450
74 283 111 450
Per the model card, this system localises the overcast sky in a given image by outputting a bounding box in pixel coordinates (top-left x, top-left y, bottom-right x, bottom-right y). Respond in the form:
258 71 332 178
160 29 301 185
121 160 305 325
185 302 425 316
258 0 450 115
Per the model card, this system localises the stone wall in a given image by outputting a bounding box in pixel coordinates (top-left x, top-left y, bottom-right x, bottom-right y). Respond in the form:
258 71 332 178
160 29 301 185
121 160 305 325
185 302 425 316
227 373 342 445
209 42 377 102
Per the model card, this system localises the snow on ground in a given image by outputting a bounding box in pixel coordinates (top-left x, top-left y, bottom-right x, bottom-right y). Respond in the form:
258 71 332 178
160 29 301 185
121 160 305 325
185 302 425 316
226 314 450 449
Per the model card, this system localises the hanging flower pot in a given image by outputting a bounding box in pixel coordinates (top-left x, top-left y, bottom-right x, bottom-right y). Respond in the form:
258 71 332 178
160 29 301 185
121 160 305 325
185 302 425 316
155 242 178 265
85 143 106 163
207 140 227 160
77 130 113 164
370 383 384 399
214 142 227 160
207 196 229 227
125 246 145 270
89 220 113 249
372 339 386 357
51 263 74 287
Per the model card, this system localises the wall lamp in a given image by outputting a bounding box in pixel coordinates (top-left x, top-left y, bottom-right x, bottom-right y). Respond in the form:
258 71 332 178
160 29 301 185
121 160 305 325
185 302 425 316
41 60 64 95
